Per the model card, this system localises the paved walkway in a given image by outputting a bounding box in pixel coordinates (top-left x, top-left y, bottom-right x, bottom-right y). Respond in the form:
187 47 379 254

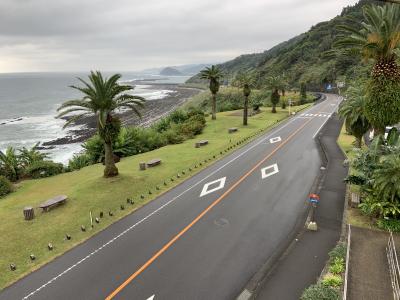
348 226 392 300
255 114 348 299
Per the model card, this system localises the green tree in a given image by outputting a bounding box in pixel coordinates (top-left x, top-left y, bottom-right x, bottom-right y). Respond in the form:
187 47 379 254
300 82 307 104
336 4 400 134
0 147 21 182
338 84 370 148
233 72 255 125
200 65 223 120
57 71 145 177
266 76 282 113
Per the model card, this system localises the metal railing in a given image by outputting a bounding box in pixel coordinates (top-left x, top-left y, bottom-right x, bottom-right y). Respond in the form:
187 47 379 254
387 231 400 300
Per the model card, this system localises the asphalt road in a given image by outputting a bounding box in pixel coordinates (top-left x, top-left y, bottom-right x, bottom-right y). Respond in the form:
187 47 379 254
0 94 341 300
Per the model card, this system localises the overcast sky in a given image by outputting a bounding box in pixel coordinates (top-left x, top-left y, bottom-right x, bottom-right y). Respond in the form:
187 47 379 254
0 0 359 73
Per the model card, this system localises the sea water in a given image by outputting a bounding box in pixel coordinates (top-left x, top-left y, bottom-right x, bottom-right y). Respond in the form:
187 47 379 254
0 72 189 164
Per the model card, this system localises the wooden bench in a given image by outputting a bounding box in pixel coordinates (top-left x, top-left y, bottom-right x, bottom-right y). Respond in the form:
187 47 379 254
228 127 238 134
146 158 162 168
39 195 68 212
195 140 209 148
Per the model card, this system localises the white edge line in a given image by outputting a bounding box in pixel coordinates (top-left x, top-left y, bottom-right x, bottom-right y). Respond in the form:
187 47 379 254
22 99 330 299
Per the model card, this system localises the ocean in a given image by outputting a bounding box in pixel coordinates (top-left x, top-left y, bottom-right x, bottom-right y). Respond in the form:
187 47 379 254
0 72 190 164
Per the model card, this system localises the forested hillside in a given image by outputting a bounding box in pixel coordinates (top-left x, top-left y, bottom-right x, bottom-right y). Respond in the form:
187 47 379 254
187 0 376 89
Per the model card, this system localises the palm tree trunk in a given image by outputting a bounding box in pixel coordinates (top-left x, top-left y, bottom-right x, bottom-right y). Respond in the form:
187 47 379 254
243 96 248 126
211 93 217 120
355 136 362 148
104 142 118 177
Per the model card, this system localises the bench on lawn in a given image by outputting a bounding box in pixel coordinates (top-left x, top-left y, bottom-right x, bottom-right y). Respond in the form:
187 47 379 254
39 195 68 212
146 158 162 168
228 127 238 134
195 140 209 148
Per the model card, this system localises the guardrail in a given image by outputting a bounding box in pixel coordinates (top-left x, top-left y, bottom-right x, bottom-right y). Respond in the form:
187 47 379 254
387 231 400 300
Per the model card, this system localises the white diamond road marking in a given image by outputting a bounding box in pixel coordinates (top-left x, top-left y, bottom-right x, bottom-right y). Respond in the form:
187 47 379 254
200 177 226 197
261 163 279 179
269 136 282 144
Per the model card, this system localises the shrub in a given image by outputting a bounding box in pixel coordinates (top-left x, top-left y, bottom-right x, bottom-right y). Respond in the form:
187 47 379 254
68 154 93 171
328 243 346 261
377 219 400 232
168 110 188 124
300 283 339 300
26 161 64 179
0 176 13 198
329 257 345 274
161 128 186 144
322 274 343 287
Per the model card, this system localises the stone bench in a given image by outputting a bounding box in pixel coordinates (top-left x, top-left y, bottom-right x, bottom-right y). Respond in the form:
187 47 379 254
146 158 162 168
228 127 238 134
39 195 68 212
195 140 209 148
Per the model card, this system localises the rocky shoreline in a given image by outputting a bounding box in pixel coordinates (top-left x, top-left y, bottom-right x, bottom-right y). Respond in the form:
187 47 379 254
40 83 202 149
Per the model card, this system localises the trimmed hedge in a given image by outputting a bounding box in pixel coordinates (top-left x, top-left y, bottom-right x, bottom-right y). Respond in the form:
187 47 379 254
0 176 13 198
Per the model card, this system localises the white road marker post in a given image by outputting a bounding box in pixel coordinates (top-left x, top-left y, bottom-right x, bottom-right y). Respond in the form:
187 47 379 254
90 211 93 228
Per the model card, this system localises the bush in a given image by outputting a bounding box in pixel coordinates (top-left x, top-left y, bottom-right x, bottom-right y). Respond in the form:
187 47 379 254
322 274 343 287
161 128 186 144
329 257 345 275
68 154 93 171
0 176 13 198
377 219 400 232
26 161 64 179
300 283 339 300
328 243 346 261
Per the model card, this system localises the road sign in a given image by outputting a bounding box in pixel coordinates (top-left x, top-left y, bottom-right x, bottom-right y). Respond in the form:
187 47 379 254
326 84 332 90
309 193 320 204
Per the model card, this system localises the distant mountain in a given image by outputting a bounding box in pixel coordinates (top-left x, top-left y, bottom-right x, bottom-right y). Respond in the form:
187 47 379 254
159 67 183 76
141 63 213 76
187 0 375 89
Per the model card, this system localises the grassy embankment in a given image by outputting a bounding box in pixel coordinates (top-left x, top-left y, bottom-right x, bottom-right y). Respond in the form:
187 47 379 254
337 125 377 230
0 104 310 289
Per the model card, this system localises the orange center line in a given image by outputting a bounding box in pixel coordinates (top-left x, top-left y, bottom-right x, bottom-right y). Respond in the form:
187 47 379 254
106 103 332 299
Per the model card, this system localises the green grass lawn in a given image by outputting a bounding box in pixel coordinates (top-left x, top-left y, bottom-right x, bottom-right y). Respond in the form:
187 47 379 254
0 105 310 289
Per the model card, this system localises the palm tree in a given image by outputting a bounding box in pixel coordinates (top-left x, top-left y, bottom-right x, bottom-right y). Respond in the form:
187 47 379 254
19 142 48 168
335 4 400 134
266 76 283 113
200 65 223 120
373 154 400 204
57 71 145 177
233 72 255 125
338 84 371 148
0 147 20 182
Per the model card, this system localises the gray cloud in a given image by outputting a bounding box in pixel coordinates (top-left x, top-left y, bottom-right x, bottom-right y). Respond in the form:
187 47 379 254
0 0 359 72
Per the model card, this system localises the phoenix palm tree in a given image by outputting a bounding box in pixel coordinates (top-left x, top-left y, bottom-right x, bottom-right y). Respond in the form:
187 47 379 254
57 71 145 177
266 75 283 113
233 72 255 125
335 3 400 134
338 84 371 148
200 65 223 120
